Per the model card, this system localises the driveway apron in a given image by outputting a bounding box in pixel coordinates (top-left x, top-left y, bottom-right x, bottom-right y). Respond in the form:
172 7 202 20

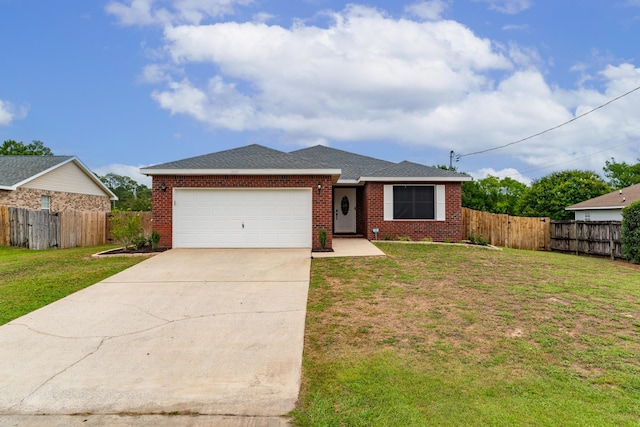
0 248 310 417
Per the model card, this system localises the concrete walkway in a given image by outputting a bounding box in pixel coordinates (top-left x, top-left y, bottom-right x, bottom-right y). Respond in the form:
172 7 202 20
312 238 386 258
0 249 310 424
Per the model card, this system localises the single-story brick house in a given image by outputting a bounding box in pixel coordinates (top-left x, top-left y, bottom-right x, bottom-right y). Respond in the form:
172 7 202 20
566 183 640 221
0 156 116 212
141 144 471 250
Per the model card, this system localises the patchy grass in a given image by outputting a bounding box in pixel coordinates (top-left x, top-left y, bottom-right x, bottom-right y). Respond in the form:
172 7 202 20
0 245 147 325
293 243 640 426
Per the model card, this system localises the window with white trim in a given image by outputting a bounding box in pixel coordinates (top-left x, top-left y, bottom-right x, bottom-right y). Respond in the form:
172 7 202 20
384 185 446 221
41 195 50 211
393 186 435 219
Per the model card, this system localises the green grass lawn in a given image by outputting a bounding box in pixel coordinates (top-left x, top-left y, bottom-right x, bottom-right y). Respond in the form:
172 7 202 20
0 245 147 325
293 243 640 426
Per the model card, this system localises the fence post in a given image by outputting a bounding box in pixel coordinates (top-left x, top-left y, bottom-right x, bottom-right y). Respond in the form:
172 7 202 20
575 222 579 256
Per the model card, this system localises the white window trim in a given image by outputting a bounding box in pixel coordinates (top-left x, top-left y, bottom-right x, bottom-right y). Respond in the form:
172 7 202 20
383 184 445 221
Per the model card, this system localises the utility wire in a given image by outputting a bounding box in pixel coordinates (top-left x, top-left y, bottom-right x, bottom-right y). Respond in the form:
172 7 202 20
508 135 640 178
458 84 640 158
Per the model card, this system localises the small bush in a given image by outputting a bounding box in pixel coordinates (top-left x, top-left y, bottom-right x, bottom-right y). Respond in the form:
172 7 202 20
396 236 412 241
621 200 640 264
110 210 144 251
131 236 149 250
151 231 161 250
468 232 488 246
318 229 328 250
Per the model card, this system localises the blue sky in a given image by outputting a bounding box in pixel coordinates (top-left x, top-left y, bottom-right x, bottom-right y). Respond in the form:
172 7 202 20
1 0 639 186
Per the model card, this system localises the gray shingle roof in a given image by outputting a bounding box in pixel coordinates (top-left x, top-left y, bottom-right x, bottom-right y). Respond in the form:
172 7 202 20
142 144 470 182
364 160 468 179
0 156 74 188
143 144 334 170
566 183 640 210
291 145 394 181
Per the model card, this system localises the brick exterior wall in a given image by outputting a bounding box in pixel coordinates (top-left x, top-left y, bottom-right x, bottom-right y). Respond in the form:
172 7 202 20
0 188 111 212
151 175 333 250
363 182 464 242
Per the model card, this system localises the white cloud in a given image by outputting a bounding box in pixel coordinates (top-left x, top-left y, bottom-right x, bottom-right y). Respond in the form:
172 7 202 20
138 64 172 83
502 24 529 31
154 6 511 141
133 4 640 176
0 99 28 126
471 167 532 185
106 0 253 26
404 0 449 21
94 163 153 187
474 0 532 14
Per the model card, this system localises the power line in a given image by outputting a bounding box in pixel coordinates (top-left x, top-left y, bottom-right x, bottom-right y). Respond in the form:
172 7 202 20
507 135 640 178
457 84 640 158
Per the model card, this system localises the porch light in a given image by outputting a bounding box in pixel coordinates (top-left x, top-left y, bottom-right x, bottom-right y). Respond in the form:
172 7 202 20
160 183 167 192
317 183 322 194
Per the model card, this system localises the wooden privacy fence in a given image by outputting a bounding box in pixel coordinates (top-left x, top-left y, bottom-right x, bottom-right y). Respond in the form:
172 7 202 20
0 206 152 250
462 208 551 251
550 221 623 260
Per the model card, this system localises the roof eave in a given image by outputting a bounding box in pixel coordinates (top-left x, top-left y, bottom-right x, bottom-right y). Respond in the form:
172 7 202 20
140 168 342 176
359 176 473 182
566 206 625 211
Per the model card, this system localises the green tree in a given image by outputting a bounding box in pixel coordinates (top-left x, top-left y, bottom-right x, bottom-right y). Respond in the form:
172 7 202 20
462 176 527 215
517 170 611 220
621 201 640 264
603 157 640 189
0 140 53 155
98 173 152 211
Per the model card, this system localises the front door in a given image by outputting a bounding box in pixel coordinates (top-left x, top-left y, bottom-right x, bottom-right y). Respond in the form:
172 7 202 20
334 188 356 233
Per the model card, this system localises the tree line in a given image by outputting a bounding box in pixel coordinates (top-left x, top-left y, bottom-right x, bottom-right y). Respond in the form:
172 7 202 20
458 159 640 220
4 139 639 219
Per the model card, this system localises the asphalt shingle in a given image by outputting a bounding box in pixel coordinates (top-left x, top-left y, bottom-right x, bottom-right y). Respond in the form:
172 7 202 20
364 160 469 179
291 145 394 180
567 183 640 209
144 144 334 170
0 156 73 188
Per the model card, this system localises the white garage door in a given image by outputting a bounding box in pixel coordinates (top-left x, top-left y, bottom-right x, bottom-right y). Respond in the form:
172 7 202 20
173 188 312 248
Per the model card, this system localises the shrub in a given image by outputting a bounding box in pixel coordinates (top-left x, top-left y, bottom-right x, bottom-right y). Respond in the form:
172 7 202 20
151 231 161 250
318 229 328 250
110 210 144 251
621 200 640 264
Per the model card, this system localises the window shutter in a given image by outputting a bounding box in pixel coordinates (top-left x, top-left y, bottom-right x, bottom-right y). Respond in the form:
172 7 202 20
384 185 393 220
436 185 446 221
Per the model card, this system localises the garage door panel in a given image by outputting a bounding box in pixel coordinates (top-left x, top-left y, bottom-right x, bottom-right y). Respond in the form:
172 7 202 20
173 189 312 248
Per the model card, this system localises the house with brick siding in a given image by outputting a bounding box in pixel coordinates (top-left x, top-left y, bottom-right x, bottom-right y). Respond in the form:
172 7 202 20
141 144 471 250
0 156 116 212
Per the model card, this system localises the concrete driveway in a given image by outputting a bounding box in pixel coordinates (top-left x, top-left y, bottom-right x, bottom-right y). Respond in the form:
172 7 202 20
0 249 310 419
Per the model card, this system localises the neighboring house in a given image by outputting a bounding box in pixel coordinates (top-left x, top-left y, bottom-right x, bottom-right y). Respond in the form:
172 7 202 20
0 156 116 212
566 183 640 221
141 144 471 250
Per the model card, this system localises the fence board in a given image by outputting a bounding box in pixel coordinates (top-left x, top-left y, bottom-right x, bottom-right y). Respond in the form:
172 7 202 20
0 206 9 246
1 206 152 250
550 221 622 259
462 208 550 251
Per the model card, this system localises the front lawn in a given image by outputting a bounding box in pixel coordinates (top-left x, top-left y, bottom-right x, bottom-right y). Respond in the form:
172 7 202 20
294 243 640 426
0 246 147 325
